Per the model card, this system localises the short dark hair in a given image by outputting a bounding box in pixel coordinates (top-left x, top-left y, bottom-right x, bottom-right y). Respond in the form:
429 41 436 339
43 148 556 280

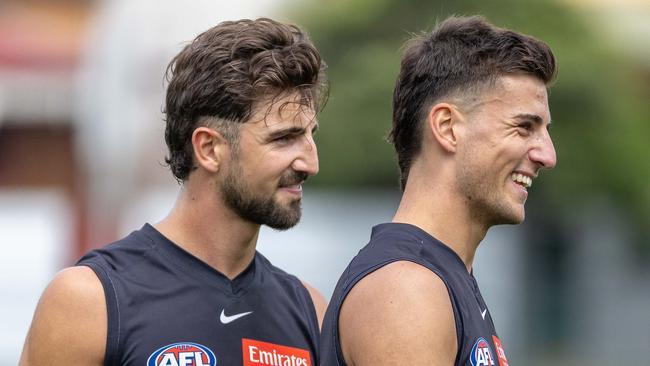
164 18 327 182
389 15 557 190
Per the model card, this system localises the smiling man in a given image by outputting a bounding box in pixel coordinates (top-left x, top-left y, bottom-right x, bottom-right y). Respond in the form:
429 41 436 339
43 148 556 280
320 16 557 366
20 18 327 366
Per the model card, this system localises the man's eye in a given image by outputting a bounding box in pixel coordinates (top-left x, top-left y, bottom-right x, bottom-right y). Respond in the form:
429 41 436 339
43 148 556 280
519 122 533 130
274 135 294 143
518 122 533 134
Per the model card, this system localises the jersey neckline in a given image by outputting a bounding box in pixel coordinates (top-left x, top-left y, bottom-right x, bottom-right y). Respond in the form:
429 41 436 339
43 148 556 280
140 223 258 295
371 222 473 277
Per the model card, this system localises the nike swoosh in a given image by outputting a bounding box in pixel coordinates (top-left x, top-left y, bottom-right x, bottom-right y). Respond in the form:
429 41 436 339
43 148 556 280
220 309 253 324
481 309 487 320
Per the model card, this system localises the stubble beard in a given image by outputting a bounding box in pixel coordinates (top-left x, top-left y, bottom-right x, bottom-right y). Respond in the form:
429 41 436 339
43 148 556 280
456 159 524 228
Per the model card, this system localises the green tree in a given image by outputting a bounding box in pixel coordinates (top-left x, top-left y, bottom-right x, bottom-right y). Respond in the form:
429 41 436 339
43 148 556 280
292 0 650 245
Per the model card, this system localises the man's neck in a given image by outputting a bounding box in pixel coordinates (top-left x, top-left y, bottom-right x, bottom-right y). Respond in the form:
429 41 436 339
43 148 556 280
154 185 260 280
393 173 488 272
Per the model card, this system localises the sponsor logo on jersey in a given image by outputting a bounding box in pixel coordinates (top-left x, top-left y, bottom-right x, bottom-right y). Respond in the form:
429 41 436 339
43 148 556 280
147 342 217 366
242 338 311 366
492 335 509 366
470 337 495 366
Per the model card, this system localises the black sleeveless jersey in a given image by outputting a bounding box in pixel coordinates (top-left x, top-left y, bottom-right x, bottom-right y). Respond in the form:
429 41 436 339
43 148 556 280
319 223 510 366
77 224 320 366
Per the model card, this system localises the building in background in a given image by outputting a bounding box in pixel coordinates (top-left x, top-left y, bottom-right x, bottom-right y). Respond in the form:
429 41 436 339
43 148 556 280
0 1 88 362
0 0 281 363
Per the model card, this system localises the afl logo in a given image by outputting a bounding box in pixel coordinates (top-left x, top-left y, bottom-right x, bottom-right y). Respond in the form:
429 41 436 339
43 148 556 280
147 342 217 366
470 337 495 366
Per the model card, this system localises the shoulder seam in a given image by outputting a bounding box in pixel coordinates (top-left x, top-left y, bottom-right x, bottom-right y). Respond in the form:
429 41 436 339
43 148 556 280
78 262 121 366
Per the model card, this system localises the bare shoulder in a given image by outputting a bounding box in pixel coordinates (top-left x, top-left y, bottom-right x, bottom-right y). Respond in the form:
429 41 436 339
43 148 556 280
339 260 457 366
19 266 107 366
300 280 327 329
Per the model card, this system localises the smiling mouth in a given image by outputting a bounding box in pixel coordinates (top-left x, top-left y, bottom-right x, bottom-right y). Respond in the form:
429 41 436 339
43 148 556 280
281 184 303 192
278 171 308 190
511 173 532 189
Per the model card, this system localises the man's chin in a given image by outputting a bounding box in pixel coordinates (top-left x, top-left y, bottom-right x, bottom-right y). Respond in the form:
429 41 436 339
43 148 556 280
264 213 301 231
262 201 302 230
489 203 525 226
266 220 299 231
502 208 525 225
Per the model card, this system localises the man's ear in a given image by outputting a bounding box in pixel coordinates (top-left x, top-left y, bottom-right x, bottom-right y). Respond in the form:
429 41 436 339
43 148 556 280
425 103 461 153
191 127 229 173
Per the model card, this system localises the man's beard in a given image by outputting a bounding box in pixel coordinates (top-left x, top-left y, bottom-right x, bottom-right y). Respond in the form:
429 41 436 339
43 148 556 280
221 164 307 231
456 162 523 227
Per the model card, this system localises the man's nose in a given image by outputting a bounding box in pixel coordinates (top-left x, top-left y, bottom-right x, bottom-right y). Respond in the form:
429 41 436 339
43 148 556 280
530 129 557 170
292 135 319 176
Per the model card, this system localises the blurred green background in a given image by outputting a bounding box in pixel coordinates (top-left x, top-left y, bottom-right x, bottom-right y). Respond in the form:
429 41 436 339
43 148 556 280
295 0 650 241
290 1 650 364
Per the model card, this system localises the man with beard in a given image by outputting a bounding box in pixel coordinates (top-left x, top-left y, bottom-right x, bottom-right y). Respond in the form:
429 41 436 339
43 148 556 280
21 18 327 366
320 16 557 366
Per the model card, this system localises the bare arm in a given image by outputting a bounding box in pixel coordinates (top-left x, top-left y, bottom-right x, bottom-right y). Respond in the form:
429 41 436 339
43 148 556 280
339 261 457 366
19 266 107 366
301 280 327 329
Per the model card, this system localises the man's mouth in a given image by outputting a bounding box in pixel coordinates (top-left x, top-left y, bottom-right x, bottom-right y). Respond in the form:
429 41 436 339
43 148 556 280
281 183 303 192
279 172 308 190
511 172 532 189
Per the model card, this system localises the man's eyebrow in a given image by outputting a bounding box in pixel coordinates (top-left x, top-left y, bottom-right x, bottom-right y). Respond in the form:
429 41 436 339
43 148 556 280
267 127 304 139
512 113 549 125
266 119 320 139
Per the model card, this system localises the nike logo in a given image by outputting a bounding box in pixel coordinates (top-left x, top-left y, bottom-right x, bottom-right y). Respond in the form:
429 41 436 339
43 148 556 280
220 309 253 324
481 309 487 320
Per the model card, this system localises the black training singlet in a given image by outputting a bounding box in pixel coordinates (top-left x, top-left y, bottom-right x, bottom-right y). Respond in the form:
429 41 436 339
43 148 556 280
320 223 510 366
77 224 320 366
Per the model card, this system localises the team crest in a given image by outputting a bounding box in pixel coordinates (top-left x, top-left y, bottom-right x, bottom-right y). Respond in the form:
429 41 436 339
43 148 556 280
147 342 217 366
470 337 495 366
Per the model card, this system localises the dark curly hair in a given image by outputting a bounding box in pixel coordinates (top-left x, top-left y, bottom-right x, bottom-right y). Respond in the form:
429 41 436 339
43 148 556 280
164 18 327 182
390 15 557 190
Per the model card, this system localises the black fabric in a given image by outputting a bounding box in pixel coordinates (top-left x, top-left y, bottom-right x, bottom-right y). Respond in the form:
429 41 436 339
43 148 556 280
320 223 506 366
77 224 320 366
